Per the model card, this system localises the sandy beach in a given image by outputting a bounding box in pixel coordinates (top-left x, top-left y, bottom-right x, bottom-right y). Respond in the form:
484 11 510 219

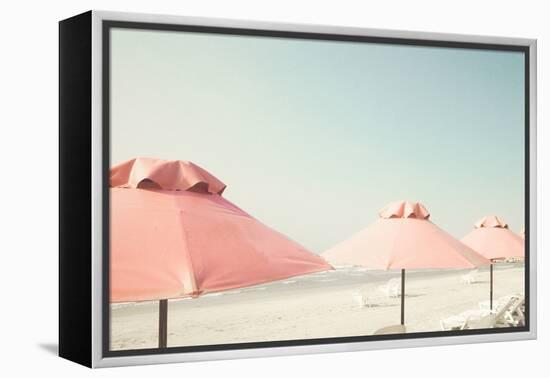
111 263 524 350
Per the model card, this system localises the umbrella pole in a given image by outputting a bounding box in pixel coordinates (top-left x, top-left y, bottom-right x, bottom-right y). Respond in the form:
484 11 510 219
159 299 168 348
401 269 405 325
490 264 494 311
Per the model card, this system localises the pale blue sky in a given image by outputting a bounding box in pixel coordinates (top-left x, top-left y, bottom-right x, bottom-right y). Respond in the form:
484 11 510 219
110 28 525 253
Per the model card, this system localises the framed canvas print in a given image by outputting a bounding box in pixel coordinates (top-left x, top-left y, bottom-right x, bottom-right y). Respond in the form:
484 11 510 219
59 10 537 368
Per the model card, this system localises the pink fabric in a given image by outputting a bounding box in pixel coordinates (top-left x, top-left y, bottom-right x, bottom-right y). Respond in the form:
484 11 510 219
323 201 490 270
474 215 508 229
110 159 331 303
111 157 227 194
462 216 525 260
379 201 430 219
519 226 525 239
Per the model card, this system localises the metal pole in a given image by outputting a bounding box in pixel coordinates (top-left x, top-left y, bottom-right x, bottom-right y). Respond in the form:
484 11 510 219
490 264 493 311
159 299 168 348
401 269 405 325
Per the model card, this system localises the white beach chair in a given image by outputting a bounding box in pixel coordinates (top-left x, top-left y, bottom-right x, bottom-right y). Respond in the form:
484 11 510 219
364 294 388 308
502 296 525 327
440 309 491 331
351 290 366 308
440 296 522 331
377 278 401 299
478 294 521 312
440 315 469 331
461 269 479 284
459 297 519 330
352 288 385 308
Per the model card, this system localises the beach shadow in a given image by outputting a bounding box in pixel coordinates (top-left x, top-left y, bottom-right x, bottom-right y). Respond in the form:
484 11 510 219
363 303 399 309
37 343 58 356
403 293 425 298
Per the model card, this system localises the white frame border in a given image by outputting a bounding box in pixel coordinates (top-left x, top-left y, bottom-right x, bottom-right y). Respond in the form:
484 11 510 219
90 10 537 368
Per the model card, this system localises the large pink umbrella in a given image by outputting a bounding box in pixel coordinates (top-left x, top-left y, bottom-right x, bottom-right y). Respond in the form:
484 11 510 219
322 201 490 325
461 215 525 310
110 157 332 347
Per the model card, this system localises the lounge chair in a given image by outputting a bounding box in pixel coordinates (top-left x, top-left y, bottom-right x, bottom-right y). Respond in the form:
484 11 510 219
352 288 385 308
440 315 469 331
441 296 520 331
461 269 479 284
467 298 518 329
351 290 366 308
440 309 491 331
478 294 522 312
502 295 525 327
377 278 401 299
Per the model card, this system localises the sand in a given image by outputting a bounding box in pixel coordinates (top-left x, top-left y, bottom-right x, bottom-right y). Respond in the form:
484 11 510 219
110 263 524 350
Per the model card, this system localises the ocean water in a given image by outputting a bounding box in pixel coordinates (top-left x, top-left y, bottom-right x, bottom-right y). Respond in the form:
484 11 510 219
111 262 523 309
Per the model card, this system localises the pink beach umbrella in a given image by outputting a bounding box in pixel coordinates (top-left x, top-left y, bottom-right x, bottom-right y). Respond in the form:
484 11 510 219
322 201 490 326
461 215 524 310
110 157 332 347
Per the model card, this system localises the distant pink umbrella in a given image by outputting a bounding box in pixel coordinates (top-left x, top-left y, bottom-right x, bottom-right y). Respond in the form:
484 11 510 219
323 201 490 325
461 215 525 310
111 157 332 347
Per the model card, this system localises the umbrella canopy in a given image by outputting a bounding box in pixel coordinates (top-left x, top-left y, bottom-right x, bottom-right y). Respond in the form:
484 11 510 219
461 215 525 260
322 200 489 327
322 201 490 270
110 157 332 303
111 157 227 194
461 215 524 311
